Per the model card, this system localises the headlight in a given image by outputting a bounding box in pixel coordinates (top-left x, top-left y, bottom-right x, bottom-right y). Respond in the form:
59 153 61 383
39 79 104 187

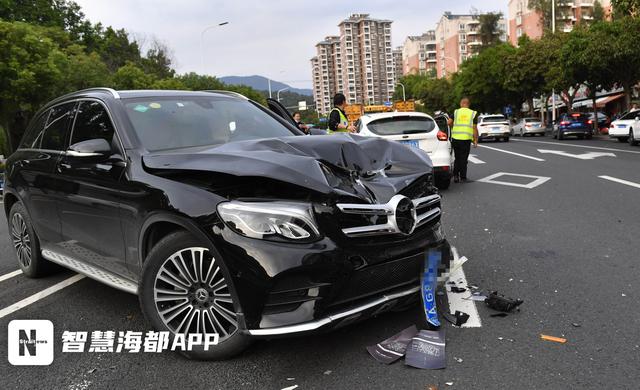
217 201 320 242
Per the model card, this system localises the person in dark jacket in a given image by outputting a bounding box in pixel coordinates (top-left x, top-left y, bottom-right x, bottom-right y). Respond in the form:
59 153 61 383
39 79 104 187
327 93 356 133
293 111 309 134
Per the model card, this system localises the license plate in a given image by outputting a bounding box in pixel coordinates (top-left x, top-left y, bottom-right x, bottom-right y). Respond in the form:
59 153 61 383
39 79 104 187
492 127 501 132
400 140 419 148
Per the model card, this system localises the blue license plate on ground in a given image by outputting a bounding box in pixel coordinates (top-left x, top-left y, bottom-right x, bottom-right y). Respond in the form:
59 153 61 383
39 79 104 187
400 140 419 148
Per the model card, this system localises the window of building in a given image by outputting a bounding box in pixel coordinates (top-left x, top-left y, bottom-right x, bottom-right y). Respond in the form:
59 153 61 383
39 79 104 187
459 23 466 30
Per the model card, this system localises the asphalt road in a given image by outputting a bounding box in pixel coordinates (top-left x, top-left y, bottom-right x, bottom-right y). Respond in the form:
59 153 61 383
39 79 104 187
1 135 640 390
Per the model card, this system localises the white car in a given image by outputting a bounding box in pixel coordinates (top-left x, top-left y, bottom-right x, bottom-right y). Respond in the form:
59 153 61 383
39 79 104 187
478 114 510 142
609 110 640 145
511 117 545 137
357 111 453 189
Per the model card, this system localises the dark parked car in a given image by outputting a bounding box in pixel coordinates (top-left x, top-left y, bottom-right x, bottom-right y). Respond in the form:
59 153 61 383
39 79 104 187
553 113 593 140
4 88 450 359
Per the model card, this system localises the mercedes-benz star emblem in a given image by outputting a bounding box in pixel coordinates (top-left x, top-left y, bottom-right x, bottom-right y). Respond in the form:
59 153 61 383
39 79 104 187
195 288 209 303
395 196 417 235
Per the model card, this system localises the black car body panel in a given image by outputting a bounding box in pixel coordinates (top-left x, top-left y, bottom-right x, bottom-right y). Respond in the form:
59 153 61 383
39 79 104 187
4 89 449 338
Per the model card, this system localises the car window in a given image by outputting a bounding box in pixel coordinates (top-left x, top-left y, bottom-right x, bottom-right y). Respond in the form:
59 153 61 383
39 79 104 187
366 116 436 135
620 111 640 120
19 111 50 149
524 118 539 123
569 113 589 121
123 97 296 151
40 102 76 150
71 101 118 152
481 116 506 123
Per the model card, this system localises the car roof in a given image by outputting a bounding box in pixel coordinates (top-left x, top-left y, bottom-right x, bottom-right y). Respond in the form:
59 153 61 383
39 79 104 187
359 111 432 123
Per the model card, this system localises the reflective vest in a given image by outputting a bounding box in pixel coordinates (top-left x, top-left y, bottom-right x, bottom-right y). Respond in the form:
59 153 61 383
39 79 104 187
327 108 349 133
451 107 477 141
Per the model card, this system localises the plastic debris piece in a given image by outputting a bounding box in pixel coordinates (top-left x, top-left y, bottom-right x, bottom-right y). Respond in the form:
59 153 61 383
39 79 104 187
486 291 524 312
622 293 627 297
540 334 567 344
571 323 581 328
87 368 97 374
286 378 295 381
281 386 298 390
450 286 467 293
454 357 463 363
367 325 418 364
405 329 446 369
490 313 508 318
427 386 438 390
442 310 470 327
446 382 454 386
323 370 332 375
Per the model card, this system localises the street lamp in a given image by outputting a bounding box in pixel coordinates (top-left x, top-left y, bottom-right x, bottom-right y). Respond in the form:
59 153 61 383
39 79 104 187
277 87 289 102
396 82 406 101
200 22 229 73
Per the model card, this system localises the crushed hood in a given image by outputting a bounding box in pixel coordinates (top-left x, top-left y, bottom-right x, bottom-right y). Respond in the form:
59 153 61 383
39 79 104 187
142 134 434 203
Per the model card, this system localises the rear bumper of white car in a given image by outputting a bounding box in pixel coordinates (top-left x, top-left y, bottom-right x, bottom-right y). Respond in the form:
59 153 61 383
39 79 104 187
608 126 629 137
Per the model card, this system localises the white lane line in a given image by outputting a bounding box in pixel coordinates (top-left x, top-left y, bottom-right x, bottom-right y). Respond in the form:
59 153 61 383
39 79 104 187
538 149 616 160
468 154 486 164
447 247 481 328
478 144 546 161
0 274 85 319
512 138 640 155
0 269 22 283
477 172 551 189
598 175 640 189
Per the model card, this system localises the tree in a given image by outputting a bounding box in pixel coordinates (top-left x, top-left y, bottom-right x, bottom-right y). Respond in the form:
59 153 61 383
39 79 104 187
0 0 86 33
528 0 555 30
95 27 142 72
177 72 225 91
111 62 156 90
62 44 111 90
504 36 549 115
611 0 640 18
0 21 70 150
478 12 504 48
151 78 187 90
593 1 606 22
141 40 175 80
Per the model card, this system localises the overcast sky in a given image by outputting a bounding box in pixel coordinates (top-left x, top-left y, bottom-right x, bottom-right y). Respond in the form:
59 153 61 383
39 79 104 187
74 0 507 89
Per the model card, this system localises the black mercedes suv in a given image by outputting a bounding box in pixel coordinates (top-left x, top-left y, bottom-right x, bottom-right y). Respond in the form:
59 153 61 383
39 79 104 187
4 88 449 359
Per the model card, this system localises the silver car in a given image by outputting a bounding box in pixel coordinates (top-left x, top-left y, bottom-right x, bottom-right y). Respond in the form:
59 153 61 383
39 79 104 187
511 117 545 137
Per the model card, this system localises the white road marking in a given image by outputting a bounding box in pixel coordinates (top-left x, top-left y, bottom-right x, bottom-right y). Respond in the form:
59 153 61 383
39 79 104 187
447 247 481 328
598 175 640 189
537 149 616 160
512 138 640 155
0 274 85 319
478 144 546 161
477 172 551 189
0 269 22 283
468 154 486 164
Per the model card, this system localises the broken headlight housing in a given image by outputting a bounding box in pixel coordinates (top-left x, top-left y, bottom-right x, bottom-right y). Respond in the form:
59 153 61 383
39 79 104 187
217 201 320 242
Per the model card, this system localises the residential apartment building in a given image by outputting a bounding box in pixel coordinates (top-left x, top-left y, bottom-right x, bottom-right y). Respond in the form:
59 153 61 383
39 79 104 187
508 0 612 45
310 36 341 115
311 14 396 114
435 12 507 78
401 31 437 76
392 47 404 83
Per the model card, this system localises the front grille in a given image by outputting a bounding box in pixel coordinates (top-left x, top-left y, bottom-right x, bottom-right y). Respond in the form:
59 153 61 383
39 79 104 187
336 194 441 238
329 253 423 307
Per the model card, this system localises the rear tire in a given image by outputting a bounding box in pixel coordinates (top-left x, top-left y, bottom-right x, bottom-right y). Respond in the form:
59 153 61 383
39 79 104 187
558 131 564 140
503 137 510 142
435 174 451 190
139 231 251 360
8 202 54 278
629 129 638 146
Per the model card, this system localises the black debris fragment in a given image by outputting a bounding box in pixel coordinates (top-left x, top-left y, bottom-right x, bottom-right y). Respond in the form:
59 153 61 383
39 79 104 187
490 313 508 318
485 291 524 313
450 286 467 293
442 311 470 327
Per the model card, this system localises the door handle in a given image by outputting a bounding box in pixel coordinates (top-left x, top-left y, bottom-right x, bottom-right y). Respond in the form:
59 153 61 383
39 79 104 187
57 162 71 173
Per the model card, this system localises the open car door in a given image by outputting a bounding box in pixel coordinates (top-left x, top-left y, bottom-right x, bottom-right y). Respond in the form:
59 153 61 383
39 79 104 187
434 113 451 138
267 98 297 127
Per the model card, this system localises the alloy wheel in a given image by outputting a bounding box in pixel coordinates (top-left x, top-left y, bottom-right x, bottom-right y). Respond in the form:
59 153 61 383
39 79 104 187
629 130 635 145
11 213 31 268
153 247 238 341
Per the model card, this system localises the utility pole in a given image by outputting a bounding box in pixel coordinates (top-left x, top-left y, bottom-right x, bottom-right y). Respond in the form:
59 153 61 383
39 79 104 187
551 0 556 127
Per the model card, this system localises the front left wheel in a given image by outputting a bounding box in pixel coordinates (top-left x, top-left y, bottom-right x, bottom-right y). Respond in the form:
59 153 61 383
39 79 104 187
139 231 251 360
8 202 55 278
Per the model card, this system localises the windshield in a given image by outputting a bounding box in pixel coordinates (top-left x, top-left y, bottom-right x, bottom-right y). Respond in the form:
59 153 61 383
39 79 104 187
482 116 506 123
524 118 540 123
366 116 436 135
123 97 295 151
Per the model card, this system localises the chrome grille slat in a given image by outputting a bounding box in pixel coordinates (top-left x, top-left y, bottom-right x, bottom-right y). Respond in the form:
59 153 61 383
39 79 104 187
336 194 441 237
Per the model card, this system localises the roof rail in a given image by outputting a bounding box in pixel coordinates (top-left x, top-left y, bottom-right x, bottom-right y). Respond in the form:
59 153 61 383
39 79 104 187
76 87 120 99
201 90 249 100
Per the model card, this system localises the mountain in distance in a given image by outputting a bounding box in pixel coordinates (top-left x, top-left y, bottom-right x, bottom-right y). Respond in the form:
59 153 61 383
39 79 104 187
220 75 313 96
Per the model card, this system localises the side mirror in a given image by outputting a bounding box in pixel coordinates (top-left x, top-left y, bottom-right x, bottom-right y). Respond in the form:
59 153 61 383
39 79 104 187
309 128 328 136
66 138 111 161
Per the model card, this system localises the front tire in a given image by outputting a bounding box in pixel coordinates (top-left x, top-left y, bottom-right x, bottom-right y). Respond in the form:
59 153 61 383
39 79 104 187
8 202 54 278
139 231 251 360
503 137 510 142
629 129 638 146
558 131 564 140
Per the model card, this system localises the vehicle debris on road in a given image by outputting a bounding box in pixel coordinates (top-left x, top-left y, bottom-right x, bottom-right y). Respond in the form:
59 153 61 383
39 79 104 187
405 329 446 369
540 334 567 344
485 291 524 312
367 325 418 364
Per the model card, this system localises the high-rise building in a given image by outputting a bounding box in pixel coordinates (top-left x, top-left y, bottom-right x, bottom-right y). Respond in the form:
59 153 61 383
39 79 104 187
401 31 437 76
392 47 404 83
311 14 396 114
508 0 612 45
435 12 508 78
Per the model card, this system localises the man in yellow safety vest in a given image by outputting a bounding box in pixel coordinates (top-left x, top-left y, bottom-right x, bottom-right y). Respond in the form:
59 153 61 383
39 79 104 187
327 93 356 134
447 97 479 183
